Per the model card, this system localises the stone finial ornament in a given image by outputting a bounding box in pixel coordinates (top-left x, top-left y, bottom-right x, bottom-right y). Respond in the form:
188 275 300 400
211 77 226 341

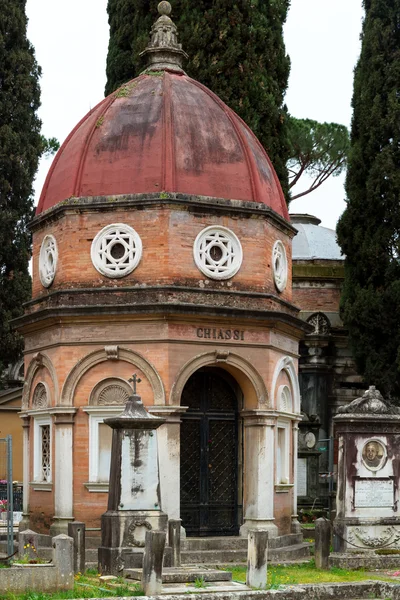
338 385 400 414
140 1 188 73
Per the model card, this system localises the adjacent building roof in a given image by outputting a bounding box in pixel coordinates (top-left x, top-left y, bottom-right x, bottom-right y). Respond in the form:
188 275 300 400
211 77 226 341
291 214 343 260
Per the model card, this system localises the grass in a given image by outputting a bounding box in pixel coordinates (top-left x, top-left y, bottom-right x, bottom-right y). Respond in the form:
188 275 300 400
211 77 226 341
0 570 144 600
224 560 396 588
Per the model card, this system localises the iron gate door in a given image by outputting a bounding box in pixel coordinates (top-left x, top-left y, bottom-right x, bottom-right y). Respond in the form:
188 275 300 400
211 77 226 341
180 370 239 536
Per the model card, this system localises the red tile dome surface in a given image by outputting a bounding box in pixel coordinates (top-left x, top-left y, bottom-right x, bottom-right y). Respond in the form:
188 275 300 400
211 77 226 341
37 72 288 219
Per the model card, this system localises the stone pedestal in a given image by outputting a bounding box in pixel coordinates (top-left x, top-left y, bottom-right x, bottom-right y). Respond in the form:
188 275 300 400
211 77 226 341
98 385 168 575
333 387 400 555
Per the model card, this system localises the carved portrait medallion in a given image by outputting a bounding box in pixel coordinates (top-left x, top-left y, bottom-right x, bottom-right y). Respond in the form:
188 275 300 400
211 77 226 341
361 439 386 471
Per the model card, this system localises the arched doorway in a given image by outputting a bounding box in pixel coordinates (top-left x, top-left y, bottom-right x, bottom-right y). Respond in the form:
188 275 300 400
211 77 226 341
180 368 241 536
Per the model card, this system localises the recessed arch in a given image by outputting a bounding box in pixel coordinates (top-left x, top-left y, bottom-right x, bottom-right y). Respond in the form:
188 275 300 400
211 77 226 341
170 351 268 408
60 347 165 407
23 353 59 409
270 356 300 414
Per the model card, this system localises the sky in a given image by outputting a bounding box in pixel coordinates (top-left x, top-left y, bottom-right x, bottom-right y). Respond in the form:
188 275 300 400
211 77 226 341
26 0 364 230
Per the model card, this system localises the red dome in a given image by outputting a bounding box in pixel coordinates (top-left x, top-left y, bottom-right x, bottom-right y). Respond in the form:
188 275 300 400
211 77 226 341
37 72 288 219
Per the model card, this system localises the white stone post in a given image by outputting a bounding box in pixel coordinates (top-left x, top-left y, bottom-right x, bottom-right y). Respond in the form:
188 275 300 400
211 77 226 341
50 409 76 536
291 421 302 534
240 412 278 538
149 406 187 520
19 415 31 531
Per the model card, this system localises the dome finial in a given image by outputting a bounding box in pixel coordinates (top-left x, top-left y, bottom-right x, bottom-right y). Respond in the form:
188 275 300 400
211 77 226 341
140 1 188 74
158 1 172 16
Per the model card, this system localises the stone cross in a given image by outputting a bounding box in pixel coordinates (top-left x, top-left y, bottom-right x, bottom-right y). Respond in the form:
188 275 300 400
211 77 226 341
128 374 141 394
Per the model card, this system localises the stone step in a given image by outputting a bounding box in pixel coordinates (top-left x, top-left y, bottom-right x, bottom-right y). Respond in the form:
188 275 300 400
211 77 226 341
181 542 310 565
125 566 232 584
269 533 304 548
182 537 247 551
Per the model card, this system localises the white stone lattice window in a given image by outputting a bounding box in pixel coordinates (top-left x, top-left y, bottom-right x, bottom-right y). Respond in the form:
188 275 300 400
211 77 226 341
276 420 290 485
39 235 58 288
33 416 52 483
272 240 288 292
91 223 142 278
193 226 243 280
278 384 293 413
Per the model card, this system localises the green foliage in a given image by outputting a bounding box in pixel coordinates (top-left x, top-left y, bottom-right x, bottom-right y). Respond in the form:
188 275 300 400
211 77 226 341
40 136 60 158
193 576 207 588
336 0 400 397
287 117 350 200
0 0 42 383
105 0 291 197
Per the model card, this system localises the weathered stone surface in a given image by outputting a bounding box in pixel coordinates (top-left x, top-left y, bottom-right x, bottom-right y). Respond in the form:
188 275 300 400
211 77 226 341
52 534 74 589
125 566 232 583
141 530 166 596
68 521 85 574
314 518 331 570
18 529 40 560
247 529 268 589
168 519 181 567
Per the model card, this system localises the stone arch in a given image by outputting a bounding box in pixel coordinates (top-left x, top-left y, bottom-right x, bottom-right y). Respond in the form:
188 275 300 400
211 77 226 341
22 352 59 409
170 351 269 408
270 356 300 414
60 347 165 407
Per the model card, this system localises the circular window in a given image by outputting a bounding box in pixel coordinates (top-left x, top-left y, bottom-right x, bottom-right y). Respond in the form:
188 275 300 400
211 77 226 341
193 226 243 280
39 234 58 288
91 223 142 278
272 240 288 292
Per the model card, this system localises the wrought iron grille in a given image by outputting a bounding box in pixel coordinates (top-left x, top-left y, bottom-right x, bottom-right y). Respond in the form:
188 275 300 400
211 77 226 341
180 370 239 536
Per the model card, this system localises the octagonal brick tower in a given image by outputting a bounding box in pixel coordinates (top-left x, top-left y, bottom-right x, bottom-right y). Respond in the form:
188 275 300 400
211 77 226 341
17 2 308 542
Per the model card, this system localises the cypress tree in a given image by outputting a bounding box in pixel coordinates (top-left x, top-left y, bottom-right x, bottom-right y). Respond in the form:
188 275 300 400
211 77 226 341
105 0 291 197
0 1 42 380
337 0 400 396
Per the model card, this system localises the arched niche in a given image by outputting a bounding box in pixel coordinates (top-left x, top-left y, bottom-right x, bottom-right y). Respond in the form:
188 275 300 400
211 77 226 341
170 351 268 409
23 353 59 409
270 356 300 414
60 347 165 407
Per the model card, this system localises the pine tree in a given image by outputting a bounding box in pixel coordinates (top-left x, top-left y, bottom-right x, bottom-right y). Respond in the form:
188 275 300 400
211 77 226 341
0 1 42 380
337 0 400 397
105 0 291 197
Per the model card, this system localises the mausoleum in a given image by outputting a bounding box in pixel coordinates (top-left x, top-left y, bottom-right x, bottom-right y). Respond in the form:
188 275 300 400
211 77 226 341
16 2 308 546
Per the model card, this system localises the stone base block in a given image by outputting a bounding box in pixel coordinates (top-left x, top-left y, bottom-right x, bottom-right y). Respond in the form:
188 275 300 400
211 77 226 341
333 519 400 553
99 509 168 576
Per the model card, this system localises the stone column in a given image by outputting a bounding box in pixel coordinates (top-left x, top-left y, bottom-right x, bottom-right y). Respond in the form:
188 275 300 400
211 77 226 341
148 406 187 520
240 411 278 538
291 421 302 534
19 415 31 532
50 409 77 536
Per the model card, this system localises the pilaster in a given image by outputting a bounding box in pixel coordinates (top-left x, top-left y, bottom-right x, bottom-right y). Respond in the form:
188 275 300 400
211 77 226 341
49 408 77 536
240 411 278 538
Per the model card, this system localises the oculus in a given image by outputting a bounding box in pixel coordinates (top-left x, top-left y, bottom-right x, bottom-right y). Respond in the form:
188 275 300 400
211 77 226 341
193 226 243 280
91 223 142 278
272 240 288 292
39 234 58 288
361 439 386 472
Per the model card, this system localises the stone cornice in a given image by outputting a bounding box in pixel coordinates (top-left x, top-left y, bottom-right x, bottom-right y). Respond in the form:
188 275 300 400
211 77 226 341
15 301 310 338
29 193 296 237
